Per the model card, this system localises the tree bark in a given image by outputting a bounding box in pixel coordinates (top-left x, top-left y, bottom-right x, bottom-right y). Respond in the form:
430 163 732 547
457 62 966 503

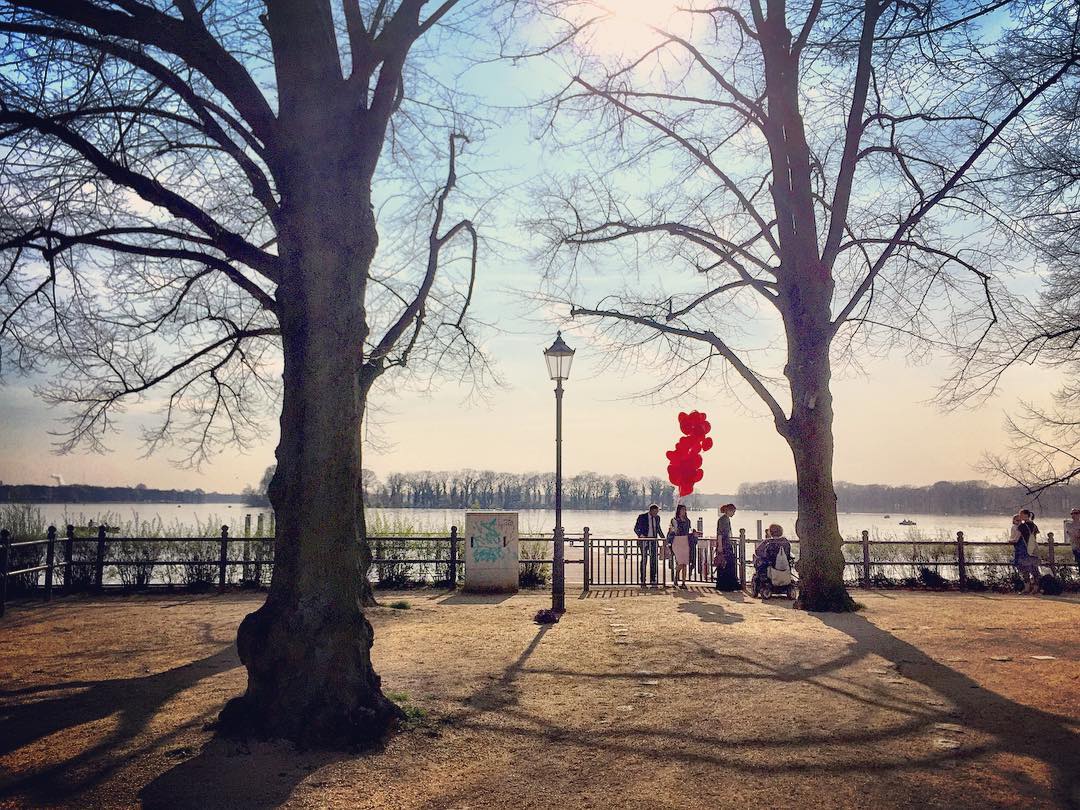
780 275 856 613
219 129 400 746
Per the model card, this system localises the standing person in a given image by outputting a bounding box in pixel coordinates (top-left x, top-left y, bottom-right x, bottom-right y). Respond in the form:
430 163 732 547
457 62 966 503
1024 509 1043 593
715 504 740 591
1066 507 1080 567
633 504 663 586
668 504 696 589
1013 512 1041 594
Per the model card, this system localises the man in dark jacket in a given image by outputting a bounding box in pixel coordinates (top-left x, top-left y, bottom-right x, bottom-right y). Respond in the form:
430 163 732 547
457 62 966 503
634 504 663 586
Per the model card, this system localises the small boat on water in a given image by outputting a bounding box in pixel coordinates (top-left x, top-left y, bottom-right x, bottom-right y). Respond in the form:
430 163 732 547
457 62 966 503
884 514 891 519
899 519 916 526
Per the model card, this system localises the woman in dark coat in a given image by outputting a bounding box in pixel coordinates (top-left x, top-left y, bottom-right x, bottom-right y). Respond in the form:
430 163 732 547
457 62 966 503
715 503 740 590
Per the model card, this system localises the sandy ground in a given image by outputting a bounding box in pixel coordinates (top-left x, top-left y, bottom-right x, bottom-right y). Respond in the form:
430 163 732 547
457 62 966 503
0 587 1078 810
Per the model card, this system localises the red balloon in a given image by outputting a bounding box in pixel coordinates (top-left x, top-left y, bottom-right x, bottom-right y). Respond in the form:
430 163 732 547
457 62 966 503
666 409 714 495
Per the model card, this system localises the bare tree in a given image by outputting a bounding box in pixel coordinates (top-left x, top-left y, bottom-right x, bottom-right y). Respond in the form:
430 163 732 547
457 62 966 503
0 0 487 746
953 22 1080 498
521 0 1079 610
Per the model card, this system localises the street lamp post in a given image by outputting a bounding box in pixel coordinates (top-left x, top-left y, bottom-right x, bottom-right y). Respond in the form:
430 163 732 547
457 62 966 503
544 331 575 613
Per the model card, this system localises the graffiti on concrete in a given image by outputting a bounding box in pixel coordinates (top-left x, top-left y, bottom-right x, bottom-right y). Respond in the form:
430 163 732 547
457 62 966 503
472 517 505 563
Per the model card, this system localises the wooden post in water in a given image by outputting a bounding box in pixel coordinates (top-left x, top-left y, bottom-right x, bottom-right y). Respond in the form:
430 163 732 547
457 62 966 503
94 525 107 591
244 514 252 537
64 525 75 593
956 531 967 589
256 513 264 536
449 525 458 588
861 530 871 587
219 525 229 590
738 528 747 589
582 526 591 593
44 525 56 600
0 528 10 617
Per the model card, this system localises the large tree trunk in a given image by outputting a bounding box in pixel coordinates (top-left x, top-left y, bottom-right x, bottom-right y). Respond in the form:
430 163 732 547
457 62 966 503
786 390 855 612
781 292 856 613
219 130 401 745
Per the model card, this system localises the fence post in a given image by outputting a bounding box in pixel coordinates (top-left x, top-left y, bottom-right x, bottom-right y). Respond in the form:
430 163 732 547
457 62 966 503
449 525 458 588
94 525 107 591
583 526 591 593
0 529 10 617
861 530 871 587
44 525 56 600
738 528 747 590
1046 531 1056 574
219 525 229 590
64 525 75 593
956 530 967 590
256 513 265 536
756 520 762 541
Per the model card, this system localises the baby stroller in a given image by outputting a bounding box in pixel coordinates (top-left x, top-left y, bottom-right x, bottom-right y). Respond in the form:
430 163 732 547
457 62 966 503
751 547 798 600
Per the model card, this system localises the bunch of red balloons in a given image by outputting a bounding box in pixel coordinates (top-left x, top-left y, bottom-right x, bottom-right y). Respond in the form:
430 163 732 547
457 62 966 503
666 411 713 497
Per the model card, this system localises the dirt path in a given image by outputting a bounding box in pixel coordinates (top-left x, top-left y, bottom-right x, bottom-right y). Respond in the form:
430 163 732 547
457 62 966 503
0 589 1077 809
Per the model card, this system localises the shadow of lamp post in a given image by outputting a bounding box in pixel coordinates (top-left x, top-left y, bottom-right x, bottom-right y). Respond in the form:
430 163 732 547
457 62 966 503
544 331 575 613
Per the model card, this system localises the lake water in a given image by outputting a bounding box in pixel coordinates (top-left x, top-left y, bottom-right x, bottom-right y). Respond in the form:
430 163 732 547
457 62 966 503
3 502 1071 541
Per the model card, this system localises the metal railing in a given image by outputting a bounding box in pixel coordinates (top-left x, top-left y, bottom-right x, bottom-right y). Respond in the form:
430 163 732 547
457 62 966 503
0 525 566 616
3 521 1077 616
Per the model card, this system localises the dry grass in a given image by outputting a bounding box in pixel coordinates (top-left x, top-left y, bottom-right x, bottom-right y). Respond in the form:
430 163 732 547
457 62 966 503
1 588 1078 809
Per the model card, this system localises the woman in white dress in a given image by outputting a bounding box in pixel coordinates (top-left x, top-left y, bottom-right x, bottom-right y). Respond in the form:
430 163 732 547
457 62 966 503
668 504 697 589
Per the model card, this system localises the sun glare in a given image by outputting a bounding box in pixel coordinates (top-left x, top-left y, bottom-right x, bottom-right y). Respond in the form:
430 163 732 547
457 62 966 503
583 0 692 57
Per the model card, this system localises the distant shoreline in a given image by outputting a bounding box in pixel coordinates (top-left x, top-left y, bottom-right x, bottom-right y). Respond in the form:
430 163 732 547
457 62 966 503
0 484 249 504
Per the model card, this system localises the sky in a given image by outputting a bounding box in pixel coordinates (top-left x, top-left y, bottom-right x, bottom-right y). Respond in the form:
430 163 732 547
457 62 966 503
0 0 1065 495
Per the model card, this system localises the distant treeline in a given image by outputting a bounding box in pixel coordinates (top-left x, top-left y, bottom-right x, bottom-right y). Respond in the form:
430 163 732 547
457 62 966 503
245 468 685 510
737 480 1078 516
243 468 1080 516
371 470 686 510
0 484 246 504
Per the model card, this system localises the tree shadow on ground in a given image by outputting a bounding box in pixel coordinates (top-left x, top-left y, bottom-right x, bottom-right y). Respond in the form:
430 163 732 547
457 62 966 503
426 609 1079 809
140 625 555 810
138 738 349 810
814 611 1080 808
0 639 240 805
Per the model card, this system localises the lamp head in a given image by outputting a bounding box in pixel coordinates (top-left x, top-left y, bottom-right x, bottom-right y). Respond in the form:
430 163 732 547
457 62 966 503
543 331 575 381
